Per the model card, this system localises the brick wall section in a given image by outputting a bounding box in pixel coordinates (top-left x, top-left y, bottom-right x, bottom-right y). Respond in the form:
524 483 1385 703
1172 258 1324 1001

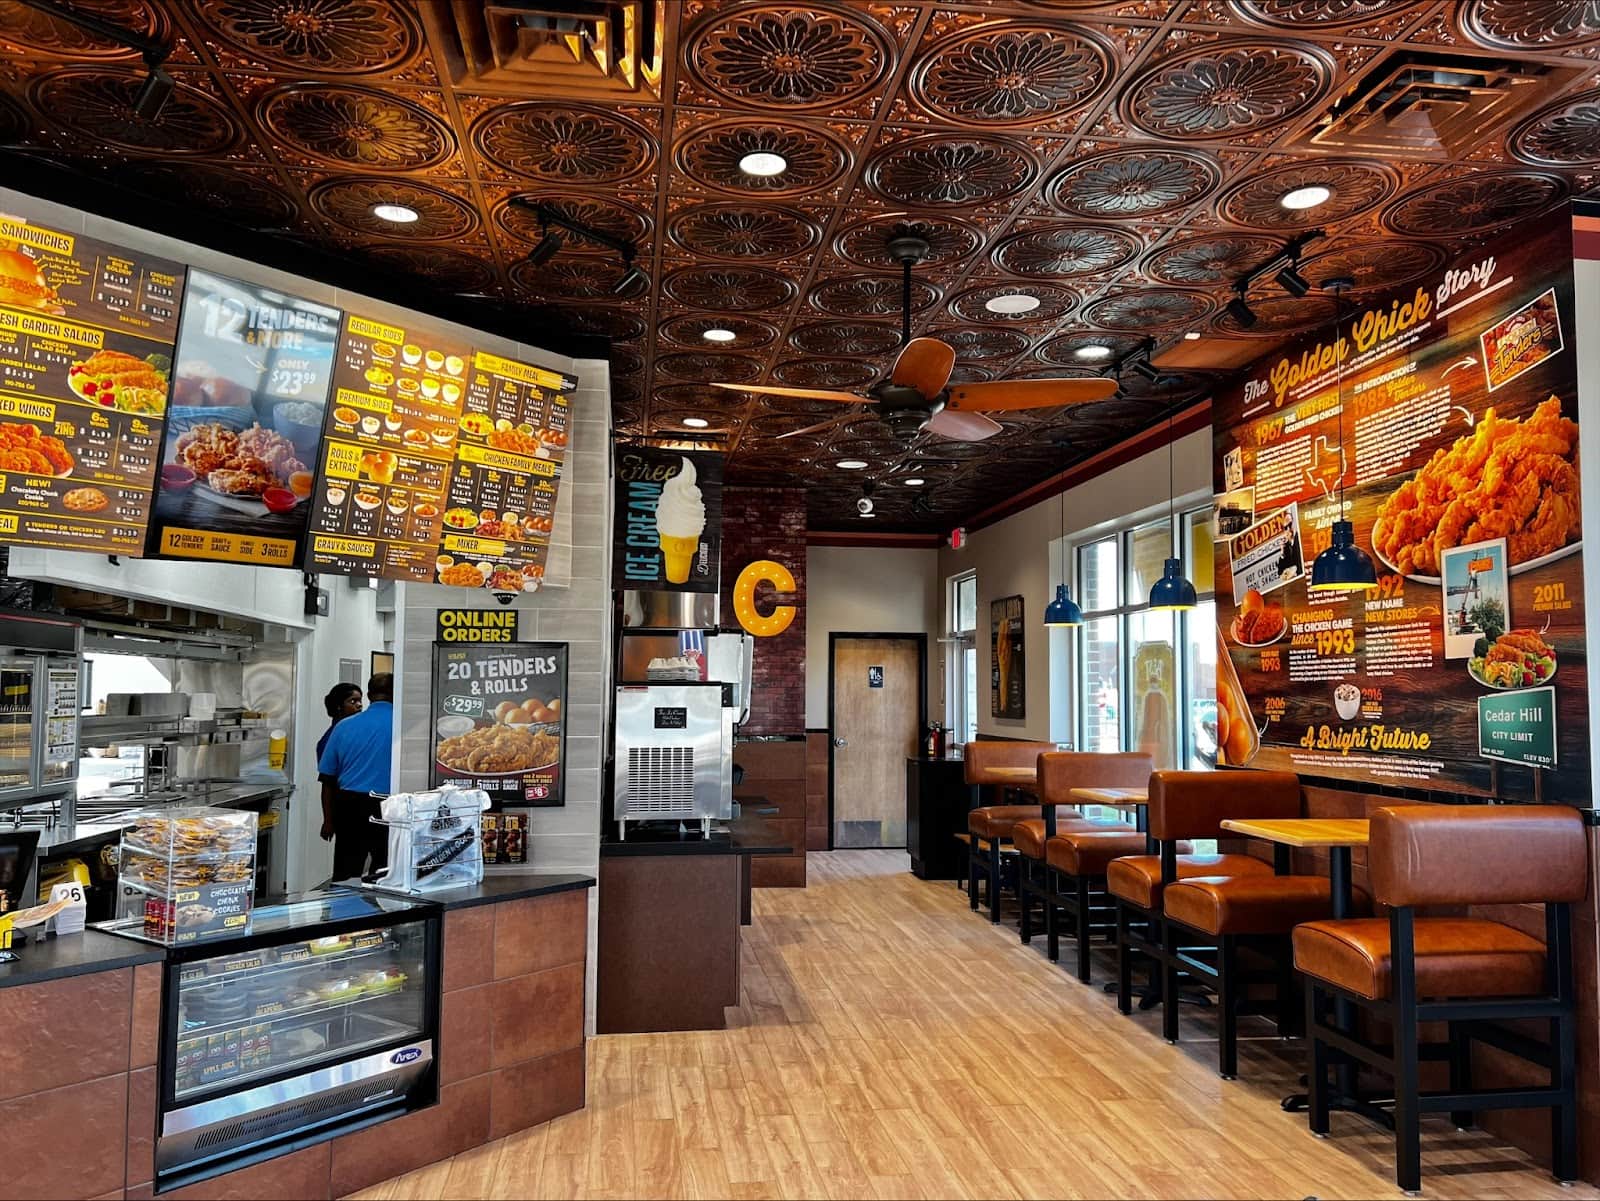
719 486 807 736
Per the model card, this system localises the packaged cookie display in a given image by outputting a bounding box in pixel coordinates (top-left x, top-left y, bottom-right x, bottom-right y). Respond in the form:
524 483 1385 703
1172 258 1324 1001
118 806 257 945
499 812 528 864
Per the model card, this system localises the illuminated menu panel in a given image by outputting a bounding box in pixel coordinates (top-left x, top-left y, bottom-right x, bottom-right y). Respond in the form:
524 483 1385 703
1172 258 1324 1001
438 351 577 592
305 312 468 580
147 270 341 567
0 212 184 555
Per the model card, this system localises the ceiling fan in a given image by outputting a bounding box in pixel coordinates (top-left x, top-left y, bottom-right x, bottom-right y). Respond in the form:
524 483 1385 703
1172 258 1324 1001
708 224 1120 444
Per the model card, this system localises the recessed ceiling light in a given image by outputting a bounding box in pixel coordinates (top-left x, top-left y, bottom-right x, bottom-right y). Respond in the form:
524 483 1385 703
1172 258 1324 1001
1279 184 1332 211
739 151 788 177
1184 331 1202 341
371 203 419 224
836 459 869 470
702 328 736 343
984 293 1040 315
902 477 925 486
682 416 710 428
1074 344 1113 361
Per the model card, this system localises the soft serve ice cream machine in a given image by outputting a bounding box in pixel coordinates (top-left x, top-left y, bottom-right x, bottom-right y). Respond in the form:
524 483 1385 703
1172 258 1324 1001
612 632 752 839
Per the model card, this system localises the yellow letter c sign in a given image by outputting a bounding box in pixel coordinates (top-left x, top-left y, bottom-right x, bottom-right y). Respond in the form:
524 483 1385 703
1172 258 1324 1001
733 559 796 638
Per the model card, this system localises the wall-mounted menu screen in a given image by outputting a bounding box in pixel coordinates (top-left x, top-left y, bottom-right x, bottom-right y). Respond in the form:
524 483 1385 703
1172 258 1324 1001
147 270 339 567
0 211 183 554
305 313 467 581
436 351 576 593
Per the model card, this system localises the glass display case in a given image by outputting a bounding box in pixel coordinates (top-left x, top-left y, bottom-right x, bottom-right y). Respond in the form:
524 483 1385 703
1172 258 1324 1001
104 888 440 1190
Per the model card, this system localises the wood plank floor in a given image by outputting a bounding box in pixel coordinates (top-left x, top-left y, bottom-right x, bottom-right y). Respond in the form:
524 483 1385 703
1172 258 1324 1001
353 850 1597 1200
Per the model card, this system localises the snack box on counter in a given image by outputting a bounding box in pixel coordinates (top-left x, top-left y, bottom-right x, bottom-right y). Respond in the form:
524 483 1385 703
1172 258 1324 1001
116 807 258 946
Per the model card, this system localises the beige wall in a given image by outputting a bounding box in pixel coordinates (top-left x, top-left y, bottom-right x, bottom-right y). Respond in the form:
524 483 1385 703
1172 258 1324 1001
933 428 1213 742
804 545 940 729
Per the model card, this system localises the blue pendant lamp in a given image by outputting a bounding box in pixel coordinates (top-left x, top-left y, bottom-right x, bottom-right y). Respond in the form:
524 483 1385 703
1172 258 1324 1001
1308 278 1379 591
1044 436 1082 626
1148 403 1197 611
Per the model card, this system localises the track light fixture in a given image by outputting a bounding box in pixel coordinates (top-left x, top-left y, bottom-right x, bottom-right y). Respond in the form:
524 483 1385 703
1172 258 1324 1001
1226 287 1257 329
1130 357 1162 383
1276 261 1311 298
19 1 173 120
507 197 646 293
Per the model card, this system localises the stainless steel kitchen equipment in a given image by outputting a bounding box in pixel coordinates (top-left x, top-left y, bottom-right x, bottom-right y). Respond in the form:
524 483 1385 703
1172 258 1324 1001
613 682 730 839
0 610 82 813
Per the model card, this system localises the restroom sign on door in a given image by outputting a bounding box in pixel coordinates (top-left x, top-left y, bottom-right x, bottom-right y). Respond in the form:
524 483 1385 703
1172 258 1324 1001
868 665 884 688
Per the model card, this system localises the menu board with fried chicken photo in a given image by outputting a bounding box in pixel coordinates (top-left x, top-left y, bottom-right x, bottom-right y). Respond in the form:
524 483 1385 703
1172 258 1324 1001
1211 211 1588 804
431 639 567 806
437 352 577 594
0 207 184 554
147 270 339 567
305 312 468 581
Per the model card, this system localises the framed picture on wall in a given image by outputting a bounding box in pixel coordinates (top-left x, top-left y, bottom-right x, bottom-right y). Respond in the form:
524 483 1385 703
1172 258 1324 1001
991 595 1025 720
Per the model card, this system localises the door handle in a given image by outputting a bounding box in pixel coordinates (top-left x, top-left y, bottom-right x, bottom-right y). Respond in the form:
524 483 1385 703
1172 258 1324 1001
833 737 847 747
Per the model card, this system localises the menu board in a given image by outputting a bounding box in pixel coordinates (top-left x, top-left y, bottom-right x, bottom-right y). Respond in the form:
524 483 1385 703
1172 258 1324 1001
0 210 183 554
304 313 467 581
437 351 576 593
430 639 567 805
612 448 724 592
147 270 340 567
1212 212 1589 802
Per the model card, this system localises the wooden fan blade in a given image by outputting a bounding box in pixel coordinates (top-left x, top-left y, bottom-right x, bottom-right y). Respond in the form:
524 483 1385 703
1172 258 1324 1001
925 408 1002 442
707 382 867 403
947 377 1118 411
776 414 854 440
890 336 956 399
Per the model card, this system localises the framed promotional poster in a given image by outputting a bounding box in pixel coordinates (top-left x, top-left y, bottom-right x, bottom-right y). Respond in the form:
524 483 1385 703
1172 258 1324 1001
612 448 723 593
1212 209 1587 804
430 638 567 806
991 595 1024 720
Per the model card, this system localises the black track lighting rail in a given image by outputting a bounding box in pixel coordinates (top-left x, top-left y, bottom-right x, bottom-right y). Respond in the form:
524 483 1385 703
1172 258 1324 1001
17 0 172 117
1227 228 1329 325
506 196 648 295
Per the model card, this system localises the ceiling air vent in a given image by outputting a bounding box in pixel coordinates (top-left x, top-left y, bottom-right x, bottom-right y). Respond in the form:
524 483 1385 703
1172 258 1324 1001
424 2 664 100
1292 51 1582 159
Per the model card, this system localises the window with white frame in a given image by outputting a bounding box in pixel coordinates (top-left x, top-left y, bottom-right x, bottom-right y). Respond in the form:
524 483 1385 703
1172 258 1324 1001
946 571 978 745
1068 505 1216 770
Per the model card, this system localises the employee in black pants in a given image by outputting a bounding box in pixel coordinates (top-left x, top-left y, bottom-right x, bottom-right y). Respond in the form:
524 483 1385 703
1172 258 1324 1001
318 672 394 881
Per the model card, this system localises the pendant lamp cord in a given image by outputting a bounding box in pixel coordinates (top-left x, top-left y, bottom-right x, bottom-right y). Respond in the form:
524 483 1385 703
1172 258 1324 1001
1336 288 1347 515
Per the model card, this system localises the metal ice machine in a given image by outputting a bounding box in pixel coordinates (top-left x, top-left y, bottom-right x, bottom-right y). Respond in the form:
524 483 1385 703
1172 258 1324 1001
613 683 729 838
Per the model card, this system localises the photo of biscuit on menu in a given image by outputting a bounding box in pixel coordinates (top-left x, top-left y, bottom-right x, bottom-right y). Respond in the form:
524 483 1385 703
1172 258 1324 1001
1481 287 1562 392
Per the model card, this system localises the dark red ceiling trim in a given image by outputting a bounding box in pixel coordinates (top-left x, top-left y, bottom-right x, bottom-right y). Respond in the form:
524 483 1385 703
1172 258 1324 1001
966 400 1213 533
806 530 944 549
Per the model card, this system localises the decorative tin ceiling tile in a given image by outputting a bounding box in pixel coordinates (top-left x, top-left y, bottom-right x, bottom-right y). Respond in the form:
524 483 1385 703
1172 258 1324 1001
310 177 478 239
1298 239 1449 294
809 273 940 316
674 117 851 197
659 314 781 350
772 358 879 388
655 351 766 383
32 65 239 154
992 225 1141 277
864 133 1037 206
0 0 167 56
1046 148 1220 218
667 202 822 261
1124 40 1333 141
1083 289 1216 331
358 245 497 294
258 82 451 169
1144 233 1283 287
473 102 654 184
907 21 1110 127
661 264 799 312
1509 89 1600 167
787 321 904 355
1218 158 1397 230
1458 0 1600 49
493 193 653 254
187 0 422 74
1380 170 1568 236
947 281 1078 324
682 5 894 112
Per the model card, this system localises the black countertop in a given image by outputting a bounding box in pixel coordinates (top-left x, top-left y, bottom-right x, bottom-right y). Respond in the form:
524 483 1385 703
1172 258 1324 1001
0 927 165 991
602 814 793 858
352 873 595 912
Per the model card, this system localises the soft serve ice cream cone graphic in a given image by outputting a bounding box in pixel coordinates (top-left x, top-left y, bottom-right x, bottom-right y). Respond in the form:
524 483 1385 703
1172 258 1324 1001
656 456 706 584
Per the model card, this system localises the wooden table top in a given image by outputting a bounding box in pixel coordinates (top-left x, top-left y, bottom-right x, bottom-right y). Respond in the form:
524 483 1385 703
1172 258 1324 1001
1219 818 1370 848
1068 787 1148 806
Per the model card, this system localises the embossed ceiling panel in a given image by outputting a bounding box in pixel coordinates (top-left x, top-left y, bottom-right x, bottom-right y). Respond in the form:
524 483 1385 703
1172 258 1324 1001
2 0 1591 530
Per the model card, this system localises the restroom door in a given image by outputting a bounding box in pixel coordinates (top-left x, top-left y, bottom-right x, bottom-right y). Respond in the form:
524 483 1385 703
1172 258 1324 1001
830 635 924 849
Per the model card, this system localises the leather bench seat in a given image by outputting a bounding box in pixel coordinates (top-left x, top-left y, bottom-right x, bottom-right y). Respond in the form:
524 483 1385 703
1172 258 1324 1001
1013 814 1130 858
1294 918 1547 1001
1046 830 1157 876
968 805 1041 841
1164 875 1346 936
1106 853 1272 911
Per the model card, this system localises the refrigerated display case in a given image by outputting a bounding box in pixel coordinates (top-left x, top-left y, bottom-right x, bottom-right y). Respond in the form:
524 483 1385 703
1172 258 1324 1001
103 888 440 1190
0 610 82 811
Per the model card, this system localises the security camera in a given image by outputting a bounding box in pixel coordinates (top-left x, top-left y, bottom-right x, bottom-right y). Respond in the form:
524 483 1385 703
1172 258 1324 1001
857 496 875 516
493 590 518 605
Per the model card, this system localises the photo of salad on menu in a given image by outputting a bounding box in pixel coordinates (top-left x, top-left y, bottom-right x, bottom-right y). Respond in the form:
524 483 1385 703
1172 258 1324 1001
148 270 340 567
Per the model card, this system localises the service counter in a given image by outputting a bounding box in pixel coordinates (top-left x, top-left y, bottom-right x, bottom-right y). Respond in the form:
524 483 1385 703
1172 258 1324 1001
596 814 790 1034
0 874 592 1201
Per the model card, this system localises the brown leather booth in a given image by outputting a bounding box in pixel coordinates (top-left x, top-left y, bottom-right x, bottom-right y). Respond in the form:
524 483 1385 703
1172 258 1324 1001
1151 770 1352 1078
963 740 1056 921
1294 804 1586 1193
1105 770 1282 1018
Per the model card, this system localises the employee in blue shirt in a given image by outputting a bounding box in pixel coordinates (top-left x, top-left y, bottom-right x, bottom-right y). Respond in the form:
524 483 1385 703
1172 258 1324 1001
318 672 393 881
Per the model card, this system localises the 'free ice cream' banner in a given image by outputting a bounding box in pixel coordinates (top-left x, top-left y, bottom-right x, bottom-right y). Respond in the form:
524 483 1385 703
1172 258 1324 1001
612 448 723 593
